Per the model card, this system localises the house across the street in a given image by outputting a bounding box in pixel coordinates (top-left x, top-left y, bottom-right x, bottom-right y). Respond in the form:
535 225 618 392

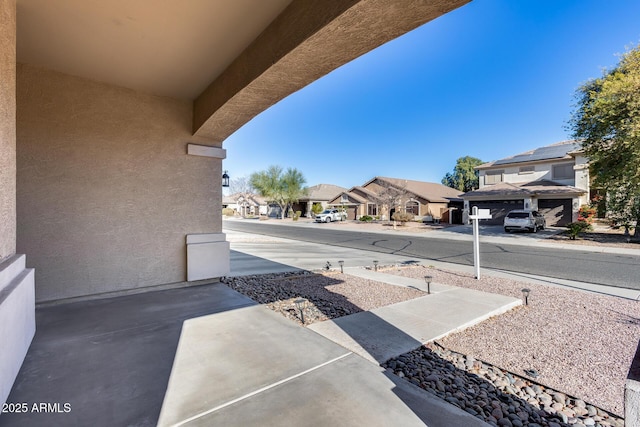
292 184 347 218
462 140 589 226
328 176 464 223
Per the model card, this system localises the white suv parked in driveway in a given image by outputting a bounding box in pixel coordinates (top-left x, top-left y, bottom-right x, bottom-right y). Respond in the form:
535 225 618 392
314 209 346 223
504 209 546 233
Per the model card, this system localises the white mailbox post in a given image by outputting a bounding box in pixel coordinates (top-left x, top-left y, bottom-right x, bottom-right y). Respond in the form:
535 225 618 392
469 206 492 279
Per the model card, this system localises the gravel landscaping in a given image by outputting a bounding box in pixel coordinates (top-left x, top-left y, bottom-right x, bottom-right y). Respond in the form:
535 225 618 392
222 271 425 325
385 265 639 418
222 264 638 425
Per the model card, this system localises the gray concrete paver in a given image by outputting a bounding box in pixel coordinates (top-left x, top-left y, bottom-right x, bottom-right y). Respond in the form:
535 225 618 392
308 287 520 364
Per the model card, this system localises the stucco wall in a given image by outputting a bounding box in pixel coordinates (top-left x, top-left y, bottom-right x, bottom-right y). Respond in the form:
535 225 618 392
17 64 221 302
0 0 16 262
480 162 580 188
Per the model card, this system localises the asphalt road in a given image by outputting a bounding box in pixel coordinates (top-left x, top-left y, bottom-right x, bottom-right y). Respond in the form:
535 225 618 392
223 221 640 291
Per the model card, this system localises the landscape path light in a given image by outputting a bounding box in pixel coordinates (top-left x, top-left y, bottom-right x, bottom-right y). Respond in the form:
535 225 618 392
294 298 308 324
424 275 433 295
338 260 344 273
521 288 531 306
373 260 378 271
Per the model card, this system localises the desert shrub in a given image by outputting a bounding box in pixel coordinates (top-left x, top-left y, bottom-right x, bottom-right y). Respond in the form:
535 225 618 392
222 208 235 217
392 211 414 224
566 221 592 240
359 215 373 222
293 211 302 221
578 205 597 224
311 203 324 216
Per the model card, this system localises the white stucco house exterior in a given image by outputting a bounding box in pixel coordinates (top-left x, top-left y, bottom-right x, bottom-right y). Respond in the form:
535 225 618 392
462 140 589 226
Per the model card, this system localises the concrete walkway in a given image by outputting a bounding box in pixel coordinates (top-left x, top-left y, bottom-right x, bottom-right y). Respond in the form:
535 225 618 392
156 253 520 426
309 269 520 364
156 298 492 427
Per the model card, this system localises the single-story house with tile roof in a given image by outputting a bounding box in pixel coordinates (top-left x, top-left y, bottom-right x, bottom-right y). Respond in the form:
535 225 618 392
462 140 589 226
328 176 464 223
223 193 269 217
292 184 347 218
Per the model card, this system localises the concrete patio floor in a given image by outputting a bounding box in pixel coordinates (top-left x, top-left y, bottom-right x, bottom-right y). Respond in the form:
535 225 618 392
1 277 495 427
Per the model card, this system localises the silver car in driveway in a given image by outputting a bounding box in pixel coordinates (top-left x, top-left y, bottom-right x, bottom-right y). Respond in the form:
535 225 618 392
503 209 546 233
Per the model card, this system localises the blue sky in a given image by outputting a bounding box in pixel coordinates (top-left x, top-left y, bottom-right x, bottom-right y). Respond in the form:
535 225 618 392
223 0 640 190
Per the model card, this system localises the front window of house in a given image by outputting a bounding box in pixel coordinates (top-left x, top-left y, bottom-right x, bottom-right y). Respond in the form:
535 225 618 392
341 194 349 203
484 170 504 185
552 163 574 180
367 204 378 216
519 165 535 174
406 201 419 215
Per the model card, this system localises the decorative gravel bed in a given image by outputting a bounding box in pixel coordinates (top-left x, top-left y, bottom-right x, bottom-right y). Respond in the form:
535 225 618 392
222 270 425 326
384 265 639 418
384 343 624 427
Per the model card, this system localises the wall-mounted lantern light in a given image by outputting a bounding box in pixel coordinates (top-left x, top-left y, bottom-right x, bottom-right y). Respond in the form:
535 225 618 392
222 170 230 187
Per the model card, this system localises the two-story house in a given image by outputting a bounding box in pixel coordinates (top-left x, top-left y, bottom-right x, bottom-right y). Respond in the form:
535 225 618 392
462 140 589 226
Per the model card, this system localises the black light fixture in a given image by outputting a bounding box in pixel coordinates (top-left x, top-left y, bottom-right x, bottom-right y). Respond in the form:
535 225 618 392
338 260 344 273
373 260 378 271
424 275 433 295
521 288 531 306
222 170 230 187
294 298 307 324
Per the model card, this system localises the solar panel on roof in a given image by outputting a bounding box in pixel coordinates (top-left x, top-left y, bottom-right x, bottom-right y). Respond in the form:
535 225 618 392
492 142 580 166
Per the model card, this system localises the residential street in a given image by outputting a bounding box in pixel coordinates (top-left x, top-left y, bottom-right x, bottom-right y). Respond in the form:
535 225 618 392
223 219 640 291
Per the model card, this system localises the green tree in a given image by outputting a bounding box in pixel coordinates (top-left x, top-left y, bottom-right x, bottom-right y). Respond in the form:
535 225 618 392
441 156 483 192
311 203 324 216
568 44 640 240
249 165 308 219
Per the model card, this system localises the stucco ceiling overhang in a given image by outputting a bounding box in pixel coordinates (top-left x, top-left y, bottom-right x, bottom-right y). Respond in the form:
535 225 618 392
16 0 293 101
16 0 470 141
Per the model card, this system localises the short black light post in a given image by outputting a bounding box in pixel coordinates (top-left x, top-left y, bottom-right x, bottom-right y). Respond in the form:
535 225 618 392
373 260 378 271
338 260 344 273
521 288 531 306
294 298 308 324
424 275 433 295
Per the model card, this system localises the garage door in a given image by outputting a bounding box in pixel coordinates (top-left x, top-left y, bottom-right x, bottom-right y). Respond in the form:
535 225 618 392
538 199 572 226
469 200 524 225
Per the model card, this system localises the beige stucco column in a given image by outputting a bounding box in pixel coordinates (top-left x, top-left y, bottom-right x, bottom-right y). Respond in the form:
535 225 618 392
0 0 36 408
0 0 16 260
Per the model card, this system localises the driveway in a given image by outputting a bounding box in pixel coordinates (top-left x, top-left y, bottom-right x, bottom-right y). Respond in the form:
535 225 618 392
427 224 564 241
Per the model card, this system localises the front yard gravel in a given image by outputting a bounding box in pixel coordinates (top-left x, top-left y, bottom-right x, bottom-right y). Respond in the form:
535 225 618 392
385 265 639 417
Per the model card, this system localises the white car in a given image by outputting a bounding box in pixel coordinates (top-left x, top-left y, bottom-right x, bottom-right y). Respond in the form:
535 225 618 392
504 209 546 233
314 209 346 223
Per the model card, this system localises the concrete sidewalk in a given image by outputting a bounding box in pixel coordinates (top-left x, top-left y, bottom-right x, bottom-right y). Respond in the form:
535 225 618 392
156 265 518 426
157 299 492 427
308 269 521 364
